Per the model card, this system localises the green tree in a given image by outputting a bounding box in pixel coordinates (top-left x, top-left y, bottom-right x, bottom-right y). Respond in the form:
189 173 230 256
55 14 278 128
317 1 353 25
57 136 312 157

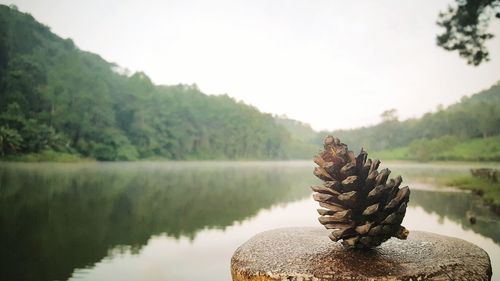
437 0 500 65
0 126 22 156
380 109 398 123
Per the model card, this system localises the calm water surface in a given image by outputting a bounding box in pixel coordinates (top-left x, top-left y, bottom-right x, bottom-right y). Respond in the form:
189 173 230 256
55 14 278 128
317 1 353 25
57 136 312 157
0 161 499 281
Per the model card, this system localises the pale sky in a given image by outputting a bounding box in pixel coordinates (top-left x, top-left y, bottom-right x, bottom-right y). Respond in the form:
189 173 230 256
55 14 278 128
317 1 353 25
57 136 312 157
3 0 500 130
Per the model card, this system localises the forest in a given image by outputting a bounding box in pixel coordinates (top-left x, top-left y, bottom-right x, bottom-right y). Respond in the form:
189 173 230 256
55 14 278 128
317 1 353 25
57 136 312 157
323 83 500 161
0 4 499 162
0 5 296 160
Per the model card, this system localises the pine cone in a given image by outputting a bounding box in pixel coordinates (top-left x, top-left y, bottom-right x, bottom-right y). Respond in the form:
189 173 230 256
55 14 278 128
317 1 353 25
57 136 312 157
311 135 410 248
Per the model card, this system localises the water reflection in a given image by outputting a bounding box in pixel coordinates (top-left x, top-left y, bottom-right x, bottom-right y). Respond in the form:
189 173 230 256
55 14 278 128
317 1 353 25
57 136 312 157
0 162 314 281
410 188 500 244
385 162 500 245
0 161 498 281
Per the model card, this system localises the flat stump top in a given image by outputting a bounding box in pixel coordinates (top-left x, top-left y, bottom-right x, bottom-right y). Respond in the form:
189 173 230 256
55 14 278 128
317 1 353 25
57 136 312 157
231 227 492 281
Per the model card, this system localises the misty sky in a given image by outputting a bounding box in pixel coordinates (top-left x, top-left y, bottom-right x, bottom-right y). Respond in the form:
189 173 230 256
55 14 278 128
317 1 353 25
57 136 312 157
3 0 500 130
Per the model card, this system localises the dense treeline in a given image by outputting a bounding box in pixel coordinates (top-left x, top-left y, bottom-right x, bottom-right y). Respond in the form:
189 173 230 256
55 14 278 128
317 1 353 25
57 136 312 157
1 5 499 162
322 82 500 161
0 5 291 160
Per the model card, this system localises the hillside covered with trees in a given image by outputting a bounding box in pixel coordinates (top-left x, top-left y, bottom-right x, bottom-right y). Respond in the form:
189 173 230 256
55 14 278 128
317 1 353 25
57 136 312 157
0 5 498 162
324 82 500 161
0 5 303 161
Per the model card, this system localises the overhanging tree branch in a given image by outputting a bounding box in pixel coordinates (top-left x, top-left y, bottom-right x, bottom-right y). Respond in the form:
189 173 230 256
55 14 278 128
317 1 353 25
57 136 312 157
436 0 500 66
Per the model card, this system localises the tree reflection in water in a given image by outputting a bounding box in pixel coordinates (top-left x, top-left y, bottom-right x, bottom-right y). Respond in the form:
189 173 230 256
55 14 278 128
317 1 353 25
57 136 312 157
1 162 498 281
0 162 314 281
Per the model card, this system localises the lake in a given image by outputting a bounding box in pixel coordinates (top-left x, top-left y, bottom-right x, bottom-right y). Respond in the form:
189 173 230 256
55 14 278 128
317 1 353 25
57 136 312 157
0 161 499 281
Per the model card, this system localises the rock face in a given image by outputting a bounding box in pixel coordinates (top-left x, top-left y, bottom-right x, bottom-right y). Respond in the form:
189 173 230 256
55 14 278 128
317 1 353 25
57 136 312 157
231 227 492 281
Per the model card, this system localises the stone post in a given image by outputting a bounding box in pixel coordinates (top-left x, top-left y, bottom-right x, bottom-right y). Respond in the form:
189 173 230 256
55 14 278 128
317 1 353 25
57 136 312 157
231 227 492 281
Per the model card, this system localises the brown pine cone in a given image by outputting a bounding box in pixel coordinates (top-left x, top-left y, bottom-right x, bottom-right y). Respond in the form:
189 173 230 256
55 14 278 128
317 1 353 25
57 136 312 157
311 135 410 248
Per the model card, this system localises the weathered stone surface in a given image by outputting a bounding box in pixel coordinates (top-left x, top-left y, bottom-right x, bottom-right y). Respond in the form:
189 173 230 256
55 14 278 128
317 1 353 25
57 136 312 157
231 227 492 281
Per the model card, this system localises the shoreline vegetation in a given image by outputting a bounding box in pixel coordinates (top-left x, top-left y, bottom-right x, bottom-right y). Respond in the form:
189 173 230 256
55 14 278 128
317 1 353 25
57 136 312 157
371 137 500 162
445 175 500 216
3 148 500 163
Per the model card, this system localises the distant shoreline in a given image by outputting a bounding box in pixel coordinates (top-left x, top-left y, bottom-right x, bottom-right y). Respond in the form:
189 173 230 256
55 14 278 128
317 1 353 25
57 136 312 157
2 151 500 164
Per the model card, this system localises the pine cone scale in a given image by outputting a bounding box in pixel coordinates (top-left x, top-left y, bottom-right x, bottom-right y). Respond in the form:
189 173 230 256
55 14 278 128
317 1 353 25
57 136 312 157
319 202 347 212
310 185 341 196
